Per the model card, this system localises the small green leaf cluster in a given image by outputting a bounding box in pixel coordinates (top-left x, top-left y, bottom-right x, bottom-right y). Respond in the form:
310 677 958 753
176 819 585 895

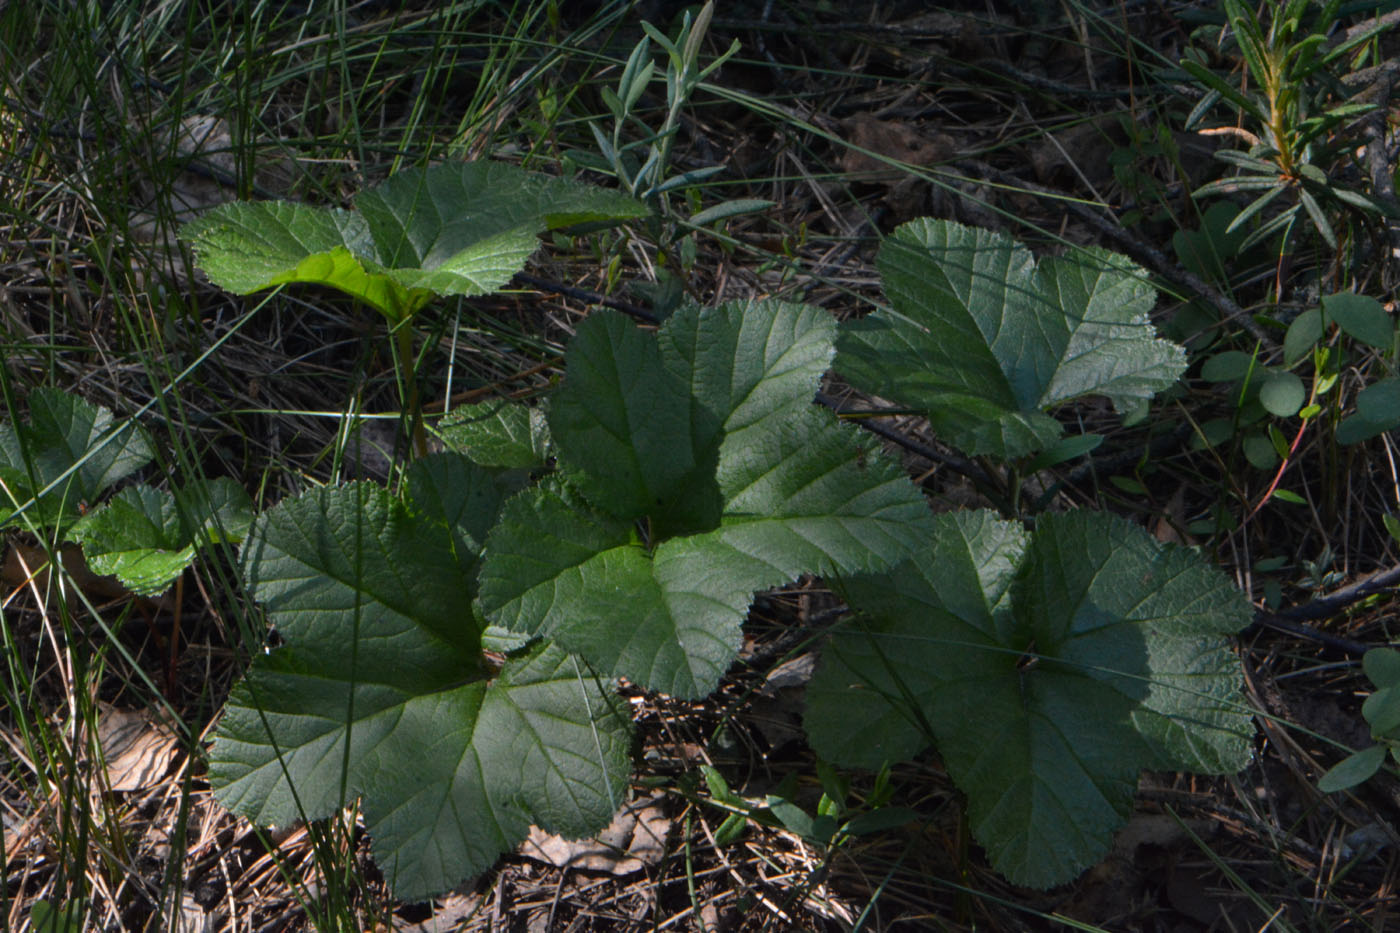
0 388 249 596
181 164 1254 899
1180 0 1399 249
696 760 916 850
580 1 740 205
1287 294 1400 445
1195 344 1306 472
1319 648 1400 792
1194 289 1399 477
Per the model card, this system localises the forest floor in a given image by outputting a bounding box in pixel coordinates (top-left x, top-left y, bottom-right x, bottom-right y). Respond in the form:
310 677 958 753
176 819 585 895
4 1 1400 930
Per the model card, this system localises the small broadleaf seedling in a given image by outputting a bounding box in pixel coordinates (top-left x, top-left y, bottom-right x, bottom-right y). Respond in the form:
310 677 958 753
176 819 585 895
71 479 253 596
0 390 243 596
805 509 1253 889
1318 647 1400 792
837 218 1187 459
179 161 647 455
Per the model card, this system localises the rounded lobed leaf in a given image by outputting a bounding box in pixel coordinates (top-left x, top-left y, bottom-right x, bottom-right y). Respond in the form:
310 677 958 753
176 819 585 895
213 638 631 901
807 510 1252 889
837 219 1186 459
211 474 631 899
71 479 249 596
179 161 646 319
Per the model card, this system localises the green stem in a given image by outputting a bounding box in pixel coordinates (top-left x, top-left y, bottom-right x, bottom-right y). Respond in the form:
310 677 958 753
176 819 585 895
394 322 428 460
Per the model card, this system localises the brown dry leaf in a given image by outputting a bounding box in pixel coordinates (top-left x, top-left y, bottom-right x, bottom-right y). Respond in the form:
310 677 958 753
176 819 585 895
126 112 298 285
751 654 816 751
2 540 175 610
1110 812 1216 860
1029 114 1123 191
393 892 487 933
519 794 670 874
1061 813 1221 927
839 114 953 182
171 892 211 933
132 113 296 234
96 704 179 793
759 652 816 696
1152 486 1198 547
3 541 131 602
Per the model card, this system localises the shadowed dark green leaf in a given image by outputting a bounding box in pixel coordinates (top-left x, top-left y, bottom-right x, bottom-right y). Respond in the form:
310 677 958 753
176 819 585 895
1357 378 1400 428
1365 648 1400 689
1323 292 1394 349
0 388 154 531
548 312 698 520
1284 309 1323 366
806 510 1251 889
1318 744 1387 793
480 300 932 698
1259 371 1305 417
211 479 631 900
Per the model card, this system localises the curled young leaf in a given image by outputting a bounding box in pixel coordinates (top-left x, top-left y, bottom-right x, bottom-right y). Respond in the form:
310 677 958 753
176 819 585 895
180 161 647 320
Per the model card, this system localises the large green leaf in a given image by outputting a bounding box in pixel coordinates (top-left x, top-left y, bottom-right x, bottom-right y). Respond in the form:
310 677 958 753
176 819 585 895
805 510 1251 889
0 388 154 531
479 301 932 698
837 219 1187 459
210 470 631 899
180 161 647 320
71 478 253 596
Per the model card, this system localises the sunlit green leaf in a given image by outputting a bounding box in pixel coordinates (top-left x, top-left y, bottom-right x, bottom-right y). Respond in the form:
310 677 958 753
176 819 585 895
181 162 647 321
72 479 252 595
837 219 1185 459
